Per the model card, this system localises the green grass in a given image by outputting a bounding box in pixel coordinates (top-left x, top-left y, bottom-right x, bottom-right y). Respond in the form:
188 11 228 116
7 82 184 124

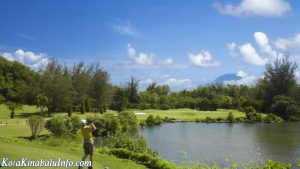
0 104 40 119
133 108 246 121
0 142 147 169
0 124 49 137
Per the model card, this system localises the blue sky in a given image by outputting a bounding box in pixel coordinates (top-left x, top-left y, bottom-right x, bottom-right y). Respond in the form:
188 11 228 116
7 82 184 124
1 0 300 90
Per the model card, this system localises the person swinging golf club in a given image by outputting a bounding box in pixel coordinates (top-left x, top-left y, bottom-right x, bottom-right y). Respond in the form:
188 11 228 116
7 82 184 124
79 119 96 169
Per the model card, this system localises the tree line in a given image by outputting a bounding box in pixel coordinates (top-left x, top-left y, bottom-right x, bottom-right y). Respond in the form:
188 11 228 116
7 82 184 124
0 54 299 121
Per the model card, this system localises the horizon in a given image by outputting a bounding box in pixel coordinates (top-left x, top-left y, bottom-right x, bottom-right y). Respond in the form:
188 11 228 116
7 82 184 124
1 0 300 91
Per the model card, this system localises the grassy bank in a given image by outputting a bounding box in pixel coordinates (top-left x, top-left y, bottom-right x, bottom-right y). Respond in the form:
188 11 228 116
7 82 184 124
133 108 245 121
0 141 147 169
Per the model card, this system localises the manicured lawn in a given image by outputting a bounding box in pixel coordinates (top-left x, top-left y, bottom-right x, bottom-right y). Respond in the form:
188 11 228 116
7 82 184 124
0 124 49 137
133 108 246 121
0 142 147 169
0 104 40 119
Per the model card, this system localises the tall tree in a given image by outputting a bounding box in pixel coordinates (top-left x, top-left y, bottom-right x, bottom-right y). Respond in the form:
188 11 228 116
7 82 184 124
36 94 48 117
126 77 139 108
89 64 112 113
71 62 91 114
257 54 298 111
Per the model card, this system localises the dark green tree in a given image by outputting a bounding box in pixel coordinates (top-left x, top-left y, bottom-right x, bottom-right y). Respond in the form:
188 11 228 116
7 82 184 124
257 54 297 111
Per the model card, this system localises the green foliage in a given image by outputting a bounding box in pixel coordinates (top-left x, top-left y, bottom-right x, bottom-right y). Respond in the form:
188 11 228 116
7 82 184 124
204 116 216 123
139 120 146 128
108 148 176 169
145 115 162 126
271 95 300 120
28 115 45 139
5 101 22 118
44 116 80 137
101 133 149 153
110 87 128 112
263 113 282 123
35 94 48 117
118 111 139 135
88 64 112 113
227 112 234 123
257 54 298 112
126 77 140 108
88 113 121 136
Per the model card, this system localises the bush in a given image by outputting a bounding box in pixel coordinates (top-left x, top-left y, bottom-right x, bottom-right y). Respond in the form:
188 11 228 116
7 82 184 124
243 106 257 115
288 115 300 122
160 104 171 110
154 115 162 125
28 115 45 139
45 116 80 137
227 112 234 123
163 116 175 123
118 111 139 135
139 120 146 128
101 133 149 153
263 113 282 123
87 113 121 136
271 95 300 121
216 117 223 122
146 115 155 126
204 117 215 123
108 148 176 169
195 118 201 123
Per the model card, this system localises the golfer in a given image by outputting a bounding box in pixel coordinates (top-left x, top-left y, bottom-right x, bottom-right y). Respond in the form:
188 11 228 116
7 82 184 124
79 119 96 169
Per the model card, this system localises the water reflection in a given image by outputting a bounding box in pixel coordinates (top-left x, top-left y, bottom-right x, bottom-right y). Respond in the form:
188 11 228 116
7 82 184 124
141 122 300 165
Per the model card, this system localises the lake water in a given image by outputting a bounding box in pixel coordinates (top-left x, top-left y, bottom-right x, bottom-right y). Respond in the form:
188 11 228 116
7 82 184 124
141 122 300 166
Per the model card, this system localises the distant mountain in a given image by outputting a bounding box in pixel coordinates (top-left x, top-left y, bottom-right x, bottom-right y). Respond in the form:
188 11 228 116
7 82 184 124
213 73 242 83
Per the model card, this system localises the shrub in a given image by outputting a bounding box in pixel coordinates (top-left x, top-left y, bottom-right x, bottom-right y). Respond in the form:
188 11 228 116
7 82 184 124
227 112 234 123
45 116 80 137
118 111 139 135
163 116 175 123
87 113 121 136
271 95 300 121
28 115 45 139
108 148 176 169
288 115 300 122
195 118 201 123
154 115 162 125
216 117 223 122
263 113 282 123
160 104 171 110
146 115 156 126
101 133 149 153
139 120 146 128
204 117 215 123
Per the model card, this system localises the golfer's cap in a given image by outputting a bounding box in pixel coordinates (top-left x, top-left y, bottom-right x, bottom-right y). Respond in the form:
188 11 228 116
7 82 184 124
80 119 87 125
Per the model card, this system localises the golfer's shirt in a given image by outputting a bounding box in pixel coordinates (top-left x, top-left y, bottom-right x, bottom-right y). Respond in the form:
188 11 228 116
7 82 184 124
81 126 93 141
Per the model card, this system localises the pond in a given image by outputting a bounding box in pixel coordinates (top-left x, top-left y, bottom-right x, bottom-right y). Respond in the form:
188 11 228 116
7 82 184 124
141 122 300 166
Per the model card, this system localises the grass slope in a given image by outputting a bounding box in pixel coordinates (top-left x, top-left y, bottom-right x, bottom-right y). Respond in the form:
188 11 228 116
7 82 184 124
134 108 245 121
0 142 147 169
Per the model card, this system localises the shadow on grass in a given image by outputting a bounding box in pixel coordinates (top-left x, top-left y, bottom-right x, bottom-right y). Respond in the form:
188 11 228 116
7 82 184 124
16 112 41 118
18 134 50 141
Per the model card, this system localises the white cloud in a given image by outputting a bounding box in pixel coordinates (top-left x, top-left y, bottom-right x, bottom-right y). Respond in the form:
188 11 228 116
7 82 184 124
227 42 238 57
237 70 248 78
159 58 174 66
188 50 221 67
162 78 192 87
274 33 300 51
0 49 49 69
139 78 154 86
254 32 278 59
225 70 258 85
127 44 154 65
114 21 138 37
239 43 267 66
215 0 291 17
